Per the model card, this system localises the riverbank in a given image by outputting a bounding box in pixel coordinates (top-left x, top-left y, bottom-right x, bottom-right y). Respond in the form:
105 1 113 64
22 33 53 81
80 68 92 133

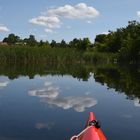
0 46 116 64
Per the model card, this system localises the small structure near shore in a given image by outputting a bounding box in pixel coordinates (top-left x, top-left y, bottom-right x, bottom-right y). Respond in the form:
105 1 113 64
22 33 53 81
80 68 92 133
0 41 8 46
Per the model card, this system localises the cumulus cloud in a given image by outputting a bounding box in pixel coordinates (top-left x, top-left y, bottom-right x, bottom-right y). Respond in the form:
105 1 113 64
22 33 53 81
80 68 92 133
28 81 97 112
0 26 10 32
137 11 140 17
47 3 99 19
29 3 99 33
29 16 61 29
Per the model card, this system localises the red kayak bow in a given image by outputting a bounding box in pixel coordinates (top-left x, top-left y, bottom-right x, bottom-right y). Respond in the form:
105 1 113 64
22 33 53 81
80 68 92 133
70 112 106 140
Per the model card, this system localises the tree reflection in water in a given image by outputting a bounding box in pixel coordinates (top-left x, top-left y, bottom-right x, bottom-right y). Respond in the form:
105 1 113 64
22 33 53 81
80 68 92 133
0 62 139 101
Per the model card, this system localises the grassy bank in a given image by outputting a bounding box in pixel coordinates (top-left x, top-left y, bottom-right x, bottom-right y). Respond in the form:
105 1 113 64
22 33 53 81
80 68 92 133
0 46 116 64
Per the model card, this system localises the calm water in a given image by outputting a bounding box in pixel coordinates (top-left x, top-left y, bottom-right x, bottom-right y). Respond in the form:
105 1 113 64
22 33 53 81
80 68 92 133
0 63 140 140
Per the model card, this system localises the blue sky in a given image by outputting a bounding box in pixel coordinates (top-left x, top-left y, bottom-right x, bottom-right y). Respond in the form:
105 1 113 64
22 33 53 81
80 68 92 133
0 0 140 42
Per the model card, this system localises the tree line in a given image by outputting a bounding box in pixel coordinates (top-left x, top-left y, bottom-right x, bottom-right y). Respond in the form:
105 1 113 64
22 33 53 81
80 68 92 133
0 20 140 63
94 20 140 62
2 34 92 50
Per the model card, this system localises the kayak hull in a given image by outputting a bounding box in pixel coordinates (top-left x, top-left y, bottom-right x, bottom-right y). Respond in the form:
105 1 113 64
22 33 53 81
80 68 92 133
78 112 106 140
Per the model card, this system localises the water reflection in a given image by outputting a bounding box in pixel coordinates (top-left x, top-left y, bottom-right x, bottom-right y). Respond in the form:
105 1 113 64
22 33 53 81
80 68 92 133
93 64 140 100
0 81 9 89
28 81 97 112
36 122 55 130
121 114 133 119
134 98 140 107
28 81 59 98
0 62 140 101
0 62 140 140
42 96 97 112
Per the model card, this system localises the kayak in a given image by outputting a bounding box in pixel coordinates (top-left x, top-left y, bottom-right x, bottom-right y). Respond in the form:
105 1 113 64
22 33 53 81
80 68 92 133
70 112 107 140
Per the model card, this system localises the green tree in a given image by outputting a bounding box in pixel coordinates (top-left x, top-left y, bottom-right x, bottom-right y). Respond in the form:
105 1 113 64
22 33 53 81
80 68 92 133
3 33 20 45
39 40 44 46
69 38 79 48
80 38 91 50
50 40 57 47
95 34 107 43
60 39 67 48
94 20 140 62
24 35 37 47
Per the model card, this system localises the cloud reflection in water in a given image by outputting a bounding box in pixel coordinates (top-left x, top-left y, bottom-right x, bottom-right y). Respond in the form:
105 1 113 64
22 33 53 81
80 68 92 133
28 81 97 112
134 98 140 107
42 96 97 112
36 122 55 130
0 81 9 89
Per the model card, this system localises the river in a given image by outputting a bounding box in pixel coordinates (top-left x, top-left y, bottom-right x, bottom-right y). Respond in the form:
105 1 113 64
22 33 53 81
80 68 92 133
0 63 140 140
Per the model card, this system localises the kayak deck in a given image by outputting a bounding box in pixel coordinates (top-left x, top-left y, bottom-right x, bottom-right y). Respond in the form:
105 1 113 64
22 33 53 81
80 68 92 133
71 112 106 140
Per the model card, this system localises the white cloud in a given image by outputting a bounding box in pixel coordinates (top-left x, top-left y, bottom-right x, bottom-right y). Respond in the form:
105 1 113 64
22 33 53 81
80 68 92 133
48 3 99 19
137 11 140 17
29 3 99 33
28 81 97 112
45 28 53 33
0 26 10 32
29 16 61 29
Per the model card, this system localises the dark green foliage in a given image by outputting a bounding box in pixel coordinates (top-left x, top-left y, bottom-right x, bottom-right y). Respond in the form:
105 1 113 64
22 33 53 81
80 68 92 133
60 39 67 48
0 45 115 64
69 38 91 50
69 38 79 48
95 34 107 43
50 40 57 47
0 33 113 64
94 64 140 99
94 20 140 63
1 33 92 50
0 46 81 64
3 33 20 45
0 62 91 81
39 40 44 46
80 38 91 50
24 35 38 47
